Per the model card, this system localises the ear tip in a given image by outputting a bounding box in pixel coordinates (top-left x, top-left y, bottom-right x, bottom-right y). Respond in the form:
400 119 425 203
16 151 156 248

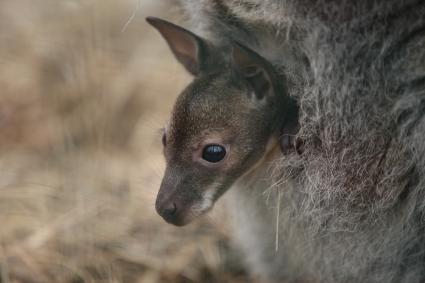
232 41 245 49
231 42 249 64
232 41 251 53
146 17 183 33
146 16 158 26
231 41 254 62
146 16 168 29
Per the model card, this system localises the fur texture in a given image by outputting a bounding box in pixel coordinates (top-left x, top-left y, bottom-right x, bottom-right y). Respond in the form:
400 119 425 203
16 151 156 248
178 1 425 282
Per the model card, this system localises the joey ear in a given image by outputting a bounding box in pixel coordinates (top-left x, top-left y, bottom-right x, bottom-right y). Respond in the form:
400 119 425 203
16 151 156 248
146 17 206 76
231 43 274 100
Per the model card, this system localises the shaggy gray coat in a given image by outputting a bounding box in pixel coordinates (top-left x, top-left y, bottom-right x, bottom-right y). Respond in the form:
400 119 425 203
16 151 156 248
178 1 425 282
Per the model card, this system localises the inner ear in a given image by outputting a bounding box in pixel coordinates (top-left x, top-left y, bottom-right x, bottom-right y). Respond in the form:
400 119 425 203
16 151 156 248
147 17 206 75
231 43 273 100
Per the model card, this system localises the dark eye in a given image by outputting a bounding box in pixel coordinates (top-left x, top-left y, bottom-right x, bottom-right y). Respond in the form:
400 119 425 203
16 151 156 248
202 144 226 163
162 133 166 146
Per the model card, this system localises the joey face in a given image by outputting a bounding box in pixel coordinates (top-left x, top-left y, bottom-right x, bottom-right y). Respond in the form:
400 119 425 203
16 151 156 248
147 17 297 226
158 73 280 225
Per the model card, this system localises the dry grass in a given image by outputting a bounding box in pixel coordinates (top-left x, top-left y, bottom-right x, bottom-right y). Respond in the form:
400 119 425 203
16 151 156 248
0 1 256 282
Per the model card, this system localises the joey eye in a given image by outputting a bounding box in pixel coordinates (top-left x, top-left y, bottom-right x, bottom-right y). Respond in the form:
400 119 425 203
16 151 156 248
202 144 226 163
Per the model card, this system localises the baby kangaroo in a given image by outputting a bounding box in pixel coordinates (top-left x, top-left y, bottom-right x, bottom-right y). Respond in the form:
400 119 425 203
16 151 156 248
147 17 298 226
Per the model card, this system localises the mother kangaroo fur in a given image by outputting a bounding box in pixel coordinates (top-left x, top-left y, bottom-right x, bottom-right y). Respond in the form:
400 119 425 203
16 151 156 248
176 1 425 282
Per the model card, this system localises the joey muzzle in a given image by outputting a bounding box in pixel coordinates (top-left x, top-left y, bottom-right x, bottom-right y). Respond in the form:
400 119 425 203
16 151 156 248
156 184 185 226
156 175 202 226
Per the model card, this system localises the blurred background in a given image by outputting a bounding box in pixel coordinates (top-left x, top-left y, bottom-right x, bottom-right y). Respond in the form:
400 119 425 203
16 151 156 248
0 1 256 282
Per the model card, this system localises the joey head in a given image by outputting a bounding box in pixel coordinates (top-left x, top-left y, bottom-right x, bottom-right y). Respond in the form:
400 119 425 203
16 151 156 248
147 17 299 226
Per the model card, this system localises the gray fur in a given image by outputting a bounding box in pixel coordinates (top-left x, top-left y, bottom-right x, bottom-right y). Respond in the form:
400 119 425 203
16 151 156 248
177 1 425 282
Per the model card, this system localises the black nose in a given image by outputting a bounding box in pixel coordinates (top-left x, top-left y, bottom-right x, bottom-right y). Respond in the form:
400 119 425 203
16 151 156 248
156 198 181 223
161 202 177 218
